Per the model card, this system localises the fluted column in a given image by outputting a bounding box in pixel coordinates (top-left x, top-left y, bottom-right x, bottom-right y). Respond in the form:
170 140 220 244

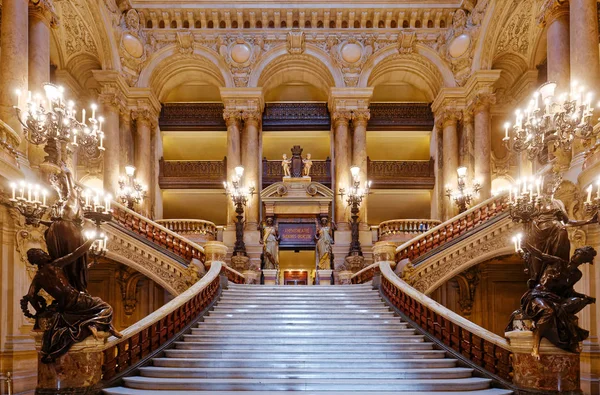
570 0 599 91
0 0 29 154
538 1 570 89
132 108 156 215
352 109 370 225
461 110 475 180
473 94 494 200
333 111 352 229
99 96 122 194
241 110 261 229
224 110 242 225
440 110 460 220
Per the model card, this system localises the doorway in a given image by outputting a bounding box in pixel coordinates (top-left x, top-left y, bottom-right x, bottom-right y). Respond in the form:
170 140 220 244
279 250 316 285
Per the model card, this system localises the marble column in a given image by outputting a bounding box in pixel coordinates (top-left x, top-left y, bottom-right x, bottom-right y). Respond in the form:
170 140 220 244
99 97 121 195
352 110 370 226
473 95 493 200
461 110 475 181
541 1 570 90
333 111 352 229
570 0 599 90
224 110 242 225
132 109 154 215
430 119 442 220
241 110 260 229
27 5 53 167
0 0 29 154
441 111 460 220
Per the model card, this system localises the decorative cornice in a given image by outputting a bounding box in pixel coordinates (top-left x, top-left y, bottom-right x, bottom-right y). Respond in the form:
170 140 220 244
30 0 59 28
537 0 569 26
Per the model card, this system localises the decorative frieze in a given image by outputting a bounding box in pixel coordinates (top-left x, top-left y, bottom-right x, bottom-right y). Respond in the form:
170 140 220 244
367 103 434 131
367 158 435 189
262 102 330 131
158 158 227 189
159 103 226 131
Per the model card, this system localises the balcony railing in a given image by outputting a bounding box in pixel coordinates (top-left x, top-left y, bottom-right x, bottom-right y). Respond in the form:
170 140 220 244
159 157 226 189
378 219 441 242
368 157 435 189
156 219 217 243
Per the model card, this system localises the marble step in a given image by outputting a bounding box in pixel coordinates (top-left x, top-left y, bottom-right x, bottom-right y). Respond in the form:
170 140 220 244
173 341 433 351
219 294 382 300
213 307 392 313
216 299 384 304
164 349 446 360
207 312 397 319
201 317 402 324
152 357 458 370
227 284 374 290
193 324 411 332
105 389 513 395
222 291 379 297
139 367 474 380
120 377 494 391
182 334 425 343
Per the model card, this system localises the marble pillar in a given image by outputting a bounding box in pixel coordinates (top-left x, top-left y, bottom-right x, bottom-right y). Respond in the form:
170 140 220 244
224 110 242 225
352 110 370 226
333 111 352 229
430 119 442 220
441 112 460 220
100 98 121 195
570 0 599 90
543 2 570 90
473 96 493 200
461 110 475 181
241 110 260 230
27 6 52 167
0 0 29 154
132 109 154 215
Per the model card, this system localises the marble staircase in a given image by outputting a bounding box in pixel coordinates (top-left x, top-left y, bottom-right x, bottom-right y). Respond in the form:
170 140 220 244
104 284 512 394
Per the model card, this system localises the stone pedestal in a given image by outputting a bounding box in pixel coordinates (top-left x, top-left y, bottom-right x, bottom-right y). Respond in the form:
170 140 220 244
506 330 582 394
337 270 353 285
230 254 250 273
263 269 278 285
35 331 108 394
317 269 333 285
203 241 228 269
344 254 365 272
372 241 397 269
242 270 260 284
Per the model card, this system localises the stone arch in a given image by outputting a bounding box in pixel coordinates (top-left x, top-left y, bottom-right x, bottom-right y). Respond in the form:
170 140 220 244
137 45 233 99
249 45 344 89
360 45 454 101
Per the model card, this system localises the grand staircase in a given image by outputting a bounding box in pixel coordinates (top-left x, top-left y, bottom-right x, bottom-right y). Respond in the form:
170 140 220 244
104 283 512 394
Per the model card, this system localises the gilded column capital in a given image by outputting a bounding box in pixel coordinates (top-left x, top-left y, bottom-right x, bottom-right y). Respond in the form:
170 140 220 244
223 109 242 128
29 0 59 28
352 109 371 126
471 93 496 114
241 110 261 128
462 108 474 124
98 91 127 114
131 108 158 129
332 111 352 127
435 108 462 129
537 0 569 26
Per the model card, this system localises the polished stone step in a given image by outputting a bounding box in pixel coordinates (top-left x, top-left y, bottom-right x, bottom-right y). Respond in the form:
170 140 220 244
222 291 378 297
139 367 475 379
173 341 433 351
164 349 445 360
207 312 397 319
190 328 416 336
105 389 513 395
182 334 424 343
201 317 402 325
193 324 411 332
213 307 392 313
120 377 495 391
151 357 458 370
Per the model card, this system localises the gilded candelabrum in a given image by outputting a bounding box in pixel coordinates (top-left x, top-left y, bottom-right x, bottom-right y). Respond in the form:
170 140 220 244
339 166 371 256
14 83 105 173
117 165 147 210
224 166 255 256
8 181 49 226
507 177 545 223
445 166 481 214
502 81 595 163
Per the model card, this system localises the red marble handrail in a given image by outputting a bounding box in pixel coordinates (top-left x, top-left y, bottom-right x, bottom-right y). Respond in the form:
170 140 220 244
101 261 222 382
110 201 205 264
396 194 509 263
380 262 513 383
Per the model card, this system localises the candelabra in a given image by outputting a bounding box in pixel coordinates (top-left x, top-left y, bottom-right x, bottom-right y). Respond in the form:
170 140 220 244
503 81 595 163
84 230 109 259
339 166 371 256
8 181 49 226
507 177 546 223
224 166 255 256
445 167 481 214
583 178 600 215
117 166 147 210
82 188 113 226
14 83 105 173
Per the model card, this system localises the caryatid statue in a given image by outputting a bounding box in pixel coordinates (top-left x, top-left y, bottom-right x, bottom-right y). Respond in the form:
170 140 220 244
315 217 335 270
261 217 280 270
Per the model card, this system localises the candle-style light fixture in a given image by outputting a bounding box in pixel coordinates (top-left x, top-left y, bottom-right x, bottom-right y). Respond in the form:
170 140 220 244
84 229 109 259
14 83 105 173
117 165 147 210
506 176 545 223
224 166 255 256
503 81 595 163
445 166 481 214
82 188 113 226
339 166 371 256
8 180 49 226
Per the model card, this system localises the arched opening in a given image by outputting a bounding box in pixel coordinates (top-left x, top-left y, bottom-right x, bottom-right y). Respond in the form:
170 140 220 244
256 20 262 28
146 20 153 28
402 20 409 28
219 20 226 28
170 20 177 28
391 20 397 28
366 20 372 28
207 20 214 28
317 20 323 28
305 21 311 28
159 20 165 28
415 20 422 28
281 21 287 28
329 20 335 28
427 20 433 28
195 20 201 28
378 20 384 28
183 20 190 28
354 20 360 28
268 20 275 28
232 21 238 28
440 20 446 28
244 21 250 28
342 21 348 28
293 20 299 28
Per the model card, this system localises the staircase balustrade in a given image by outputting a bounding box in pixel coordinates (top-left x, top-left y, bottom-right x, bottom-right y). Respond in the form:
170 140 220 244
221 264 246 284
378 219 442 241
379 262 513 384
101 261 223 385
156 219 217 242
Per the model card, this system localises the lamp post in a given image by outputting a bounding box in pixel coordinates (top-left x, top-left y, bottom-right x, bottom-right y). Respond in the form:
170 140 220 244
224 166 255 256
117 165 147 210
339 166 371 256
445 166 481 214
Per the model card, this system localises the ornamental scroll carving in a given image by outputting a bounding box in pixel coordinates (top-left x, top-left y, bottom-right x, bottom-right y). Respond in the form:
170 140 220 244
57 0 98 58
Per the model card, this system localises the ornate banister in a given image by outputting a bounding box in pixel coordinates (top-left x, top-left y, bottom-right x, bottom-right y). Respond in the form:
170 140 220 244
378 219 441 241
379 261 513 384
101 261 223 385
221 264 246 284
156 219 217 243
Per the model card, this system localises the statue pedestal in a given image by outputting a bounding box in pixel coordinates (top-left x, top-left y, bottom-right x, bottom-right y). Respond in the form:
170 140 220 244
317 269 333 285
344 254 365 272
242 270 260 284
230 254 250 272
337 270 353 285
34 331 108 394
506 330 582 394
263 269 278 285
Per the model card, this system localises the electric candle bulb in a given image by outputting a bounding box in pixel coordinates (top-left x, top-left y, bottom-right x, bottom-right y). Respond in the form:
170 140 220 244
10 182 16 200
91 104 97 120
587 185 593 203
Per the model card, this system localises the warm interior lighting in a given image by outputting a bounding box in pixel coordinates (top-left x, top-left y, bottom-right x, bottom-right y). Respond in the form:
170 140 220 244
125 165 136 177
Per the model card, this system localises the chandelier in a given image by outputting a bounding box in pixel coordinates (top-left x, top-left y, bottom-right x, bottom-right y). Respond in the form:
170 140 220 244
503 81 595 162
507 176 546 223
117 166 147 210
8 180 49 226
445 166 481 213
14 83 105 172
